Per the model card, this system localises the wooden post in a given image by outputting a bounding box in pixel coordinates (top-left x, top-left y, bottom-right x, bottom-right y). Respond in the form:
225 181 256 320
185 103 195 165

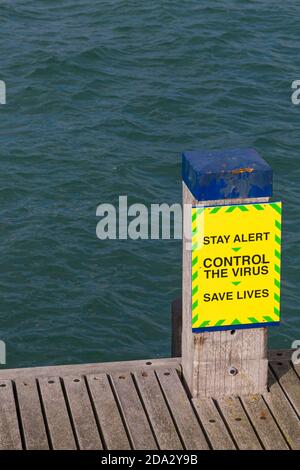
171 298 182 358
181 148 273 398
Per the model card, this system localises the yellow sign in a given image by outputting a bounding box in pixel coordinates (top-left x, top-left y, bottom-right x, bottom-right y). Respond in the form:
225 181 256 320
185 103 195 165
191 202 281 331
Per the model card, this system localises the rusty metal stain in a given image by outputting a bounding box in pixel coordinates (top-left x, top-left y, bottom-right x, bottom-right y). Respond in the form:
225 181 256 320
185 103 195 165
260 410 267 420
231 167 254 174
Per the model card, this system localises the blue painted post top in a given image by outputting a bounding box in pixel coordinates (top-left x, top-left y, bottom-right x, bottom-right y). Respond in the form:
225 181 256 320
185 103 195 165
182 148 272 201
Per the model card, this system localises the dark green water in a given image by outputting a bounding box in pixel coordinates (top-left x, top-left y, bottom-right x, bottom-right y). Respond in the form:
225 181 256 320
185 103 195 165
0 1 299 368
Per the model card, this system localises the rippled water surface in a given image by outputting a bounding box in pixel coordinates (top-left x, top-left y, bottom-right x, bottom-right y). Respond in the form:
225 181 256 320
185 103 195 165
1 1 299 368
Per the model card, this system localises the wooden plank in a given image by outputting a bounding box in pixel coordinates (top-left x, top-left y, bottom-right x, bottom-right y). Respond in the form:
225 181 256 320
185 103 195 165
86 374 130 450
171 298 182 357
0 380 22 449
264 369 300 449
268 349 292 361
270 360 300 418
241 394 289 450
110 372 157 450
216 396 262 450
182 182 268 397
156 368 209 450
63 376 102 450
192 398 236 450
15 378 49 449
0 357 180 381
134 369 182 450
38 377 76 450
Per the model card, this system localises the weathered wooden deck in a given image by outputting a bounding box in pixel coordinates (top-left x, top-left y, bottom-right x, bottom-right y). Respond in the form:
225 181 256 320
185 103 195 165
0 349 299 450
